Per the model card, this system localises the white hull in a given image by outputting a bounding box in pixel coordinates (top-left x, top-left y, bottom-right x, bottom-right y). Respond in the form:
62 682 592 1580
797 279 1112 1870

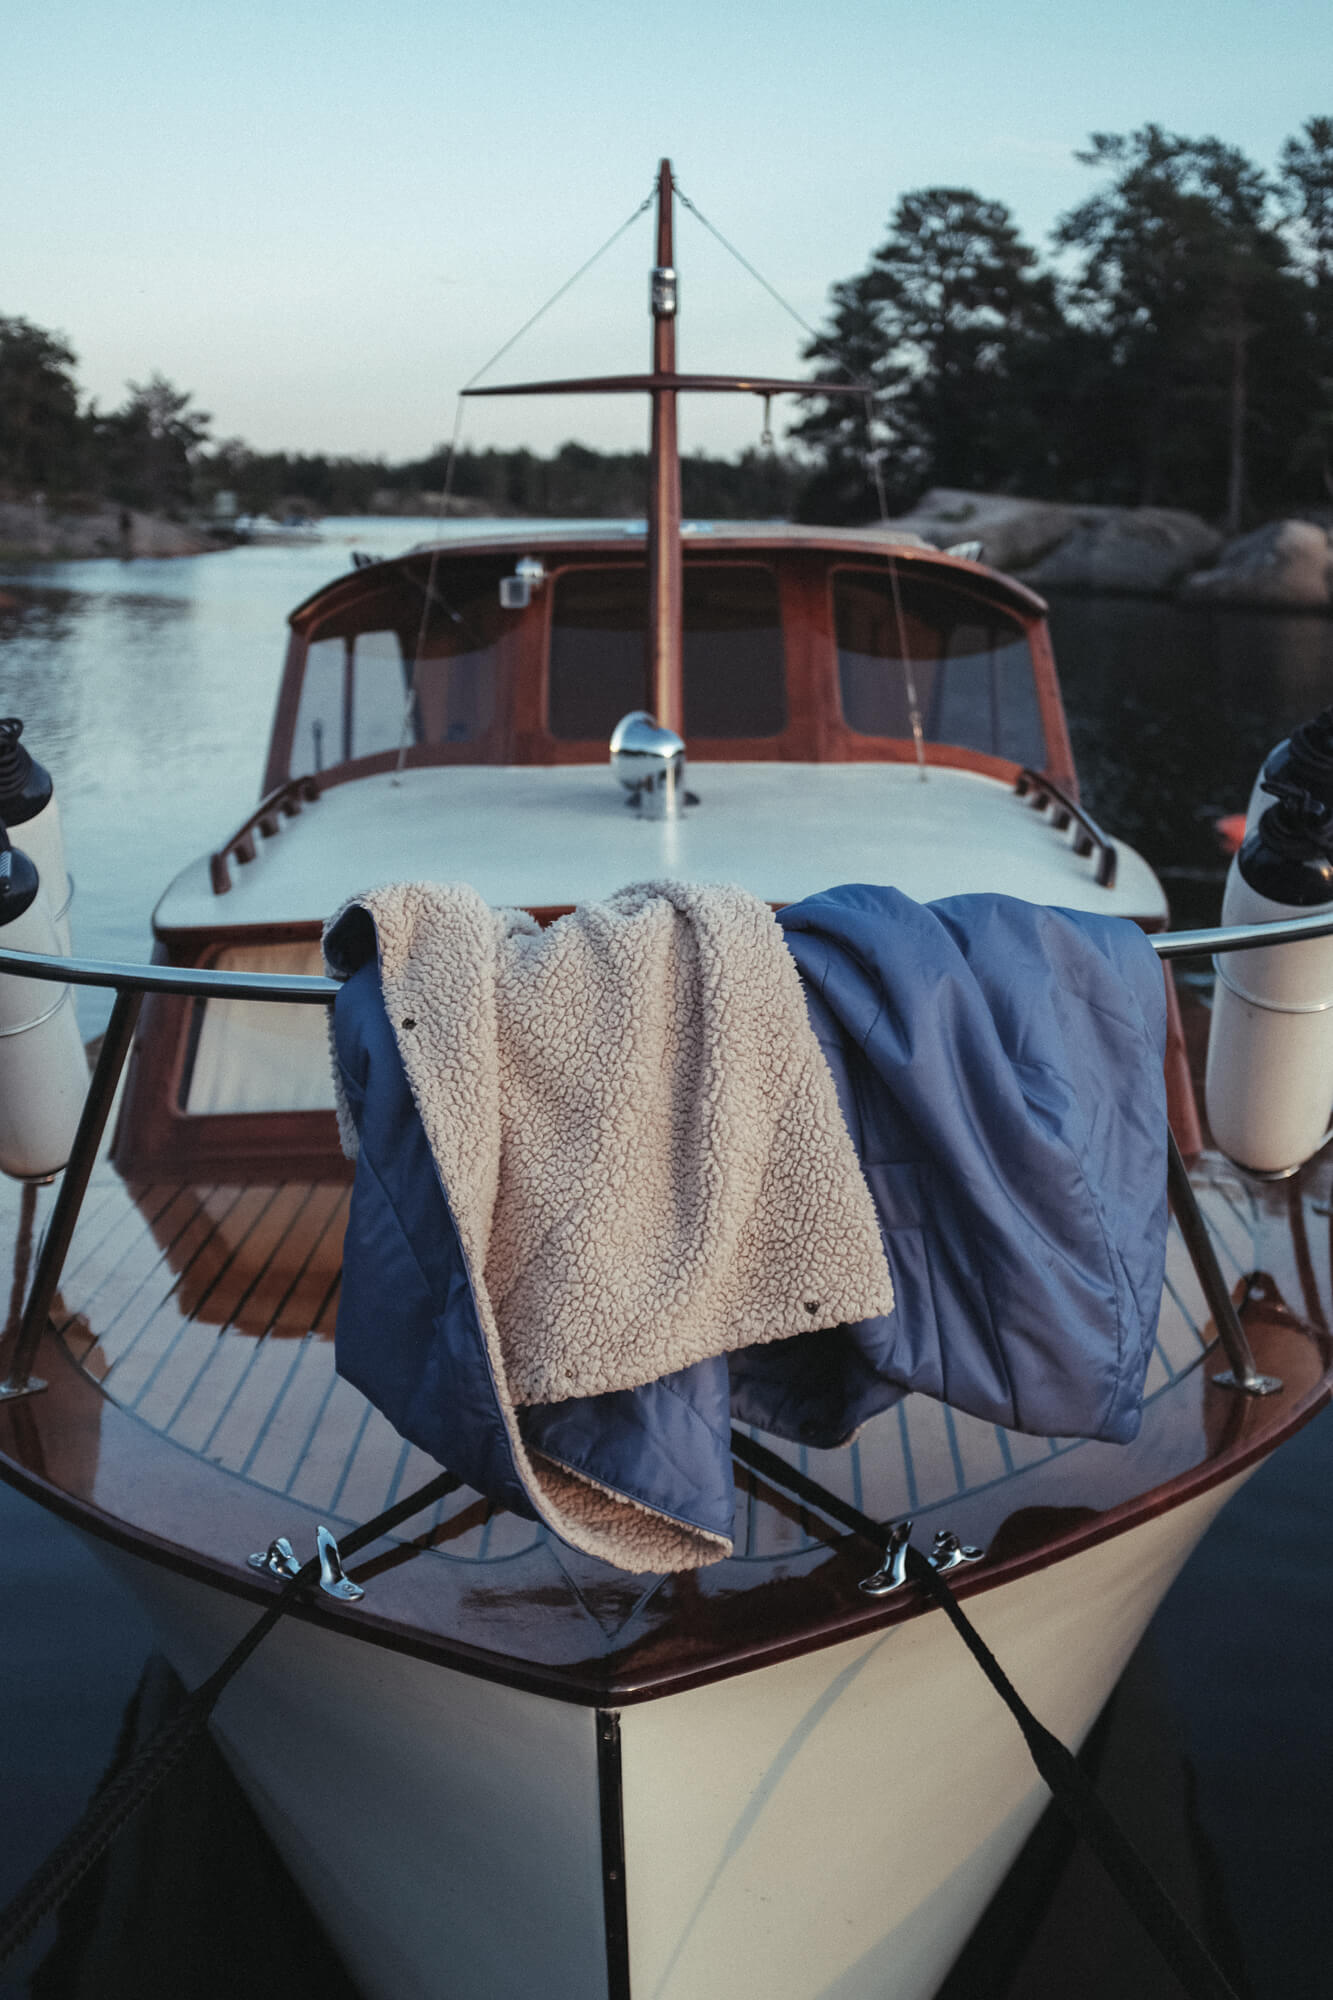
96 1469 1246 2000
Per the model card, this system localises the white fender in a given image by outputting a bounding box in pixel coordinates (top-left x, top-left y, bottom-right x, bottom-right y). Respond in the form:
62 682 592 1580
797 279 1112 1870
9 791 73 953
1204 860 1333 1174
1243 766 1269 834
0 868 88 1181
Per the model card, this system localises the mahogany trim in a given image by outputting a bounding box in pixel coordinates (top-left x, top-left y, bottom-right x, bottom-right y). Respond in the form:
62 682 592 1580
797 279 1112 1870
263 542 1055 794
1164 970 1204 1158
647 156 683 738
282 535 1049 633
1014 769 1116 888
0 1295 1325 1710
210 776 321 896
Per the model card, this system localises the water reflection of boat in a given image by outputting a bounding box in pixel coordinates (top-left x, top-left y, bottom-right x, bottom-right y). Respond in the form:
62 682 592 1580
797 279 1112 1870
1 161 1331 2000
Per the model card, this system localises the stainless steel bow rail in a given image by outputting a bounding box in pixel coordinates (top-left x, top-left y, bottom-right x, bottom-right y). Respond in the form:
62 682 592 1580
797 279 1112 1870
0 924 1313 2000
4 904 1333 1408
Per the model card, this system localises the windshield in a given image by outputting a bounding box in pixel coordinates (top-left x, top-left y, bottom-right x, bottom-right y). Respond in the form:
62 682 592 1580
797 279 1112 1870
548 563 786 741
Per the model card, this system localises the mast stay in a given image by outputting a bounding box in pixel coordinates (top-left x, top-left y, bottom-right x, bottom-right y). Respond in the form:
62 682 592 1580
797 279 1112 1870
463 159 869 743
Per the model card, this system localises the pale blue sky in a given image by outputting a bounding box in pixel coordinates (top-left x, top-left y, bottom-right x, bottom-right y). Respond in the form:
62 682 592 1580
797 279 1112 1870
4 0 1330 460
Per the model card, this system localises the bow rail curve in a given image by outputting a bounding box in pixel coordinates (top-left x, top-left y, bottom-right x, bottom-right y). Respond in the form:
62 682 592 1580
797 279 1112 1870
3 907 1332 1402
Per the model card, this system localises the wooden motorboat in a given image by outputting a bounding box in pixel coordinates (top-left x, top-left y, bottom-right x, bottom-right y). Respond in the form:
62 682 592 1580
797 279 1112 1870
1 162 1331 2000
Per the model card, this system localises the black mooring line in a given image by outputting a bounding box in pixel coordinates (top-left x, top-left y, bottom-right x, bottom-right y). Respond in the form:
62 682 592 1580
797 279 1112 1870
596 1708 632 2000
727 1429 1240 2000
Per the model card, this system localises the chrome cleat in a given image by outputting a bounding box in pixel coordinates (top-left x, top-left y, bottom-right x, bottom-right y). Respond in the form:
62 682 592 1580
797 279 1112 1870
316 1524 365 1602
858 1519 914 1596
247 1535 302 1580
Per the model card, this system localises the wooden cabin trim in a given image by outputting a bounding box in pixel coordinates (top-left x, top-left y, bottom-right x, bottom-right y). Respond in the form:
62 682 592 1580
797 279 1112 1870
110 937 349 1183
1028 615 1078 796
261 542 1066 794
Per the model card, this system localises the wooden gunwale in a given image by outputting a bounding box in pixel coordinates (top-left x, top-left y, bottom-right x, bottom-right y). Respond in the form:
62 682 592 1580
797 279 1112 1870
1 1271 1327 1709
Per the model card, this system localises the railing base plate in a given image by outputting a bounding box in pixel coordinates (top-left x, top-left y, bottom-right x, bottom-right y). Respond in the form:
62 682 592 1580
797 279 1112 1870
1211 1369 1283 1396
0 1377 48 1401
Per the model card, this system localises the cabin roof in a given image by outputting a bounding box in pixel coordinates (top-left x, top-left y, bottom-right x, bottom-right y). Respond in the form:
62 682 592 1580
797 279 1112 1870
286 519 1050 628
155 761 1166 936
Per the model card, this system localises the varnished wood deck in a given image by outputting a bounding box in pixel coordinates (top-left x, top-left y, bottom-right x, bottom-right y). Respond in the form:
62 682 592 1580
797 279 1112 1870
2 1053 1330 1704
20 1139 1293 1561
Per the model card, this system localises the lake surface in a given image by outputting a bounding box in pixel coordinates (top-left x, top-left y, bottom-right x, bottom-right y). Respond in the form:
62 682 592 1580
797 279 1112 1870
1 526 1332 1997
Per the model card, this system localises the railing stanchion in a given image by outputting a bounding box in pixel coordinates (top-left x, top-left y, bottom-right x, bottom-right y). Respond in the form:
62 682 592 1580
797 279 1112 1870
0 988 145 1400
1165 1130 1282 1396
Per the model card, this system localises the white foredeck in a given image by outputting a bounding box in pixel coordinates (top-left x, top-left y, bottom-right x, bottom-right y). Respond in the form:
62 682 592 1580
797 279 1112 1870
156 762 1167 932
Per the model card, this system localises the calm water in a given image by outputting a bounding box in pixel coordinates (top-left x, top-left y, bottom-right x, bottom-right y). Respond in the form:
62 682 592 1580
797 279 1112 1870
1 531 1333 1996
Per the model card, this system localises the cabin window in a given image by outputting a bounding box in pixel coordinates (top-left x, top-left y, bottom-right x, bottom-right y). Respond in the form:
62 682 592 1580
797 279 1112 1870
406 591 502 747
683 567 785 738
291 577 506 774
548 570 647 739
548 564 786 740
834 571 1044 766
291 631 408 774
181 942 333 1115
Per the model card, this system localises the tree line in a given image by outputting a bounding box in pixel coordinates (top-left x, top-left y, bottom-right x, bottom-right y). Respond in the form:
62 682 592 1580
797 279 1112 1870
2 118 1330 532
798 118 1333 529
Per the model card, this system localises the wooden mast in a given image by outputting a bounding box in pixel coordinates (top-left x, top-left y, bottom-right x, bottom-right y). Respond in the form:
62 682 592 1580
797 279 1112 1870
647 158 683 736
461 160 871 749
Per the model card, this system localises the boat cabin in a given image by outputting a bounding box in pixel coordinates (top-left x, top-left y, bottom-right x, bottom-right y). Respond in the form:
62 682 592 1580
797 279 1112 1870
262 525 1070 789
116 522 1169 1183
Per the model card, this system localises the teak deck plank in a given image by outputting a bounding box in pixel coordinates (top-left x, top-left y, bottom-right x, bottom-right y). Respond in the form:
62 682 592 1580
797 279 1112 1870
208 1327 334 1480
287 1372 382 1511
261 1186 348 1339
97 1189 280 1407
17 1153 1285 1584
56 1183 195 1340
65 1189 239 1384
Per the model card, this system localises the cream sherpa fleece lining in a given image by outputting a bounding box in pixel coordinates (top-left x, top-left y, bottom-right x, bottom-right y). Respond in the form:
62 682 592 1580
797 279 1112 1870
325 880 893 1572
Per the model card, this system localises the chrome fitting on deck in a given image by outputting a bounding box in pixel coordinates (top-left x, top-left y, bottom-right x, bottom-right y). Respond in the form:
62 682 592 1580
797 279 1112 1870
610 710 688 821
859 1521 985 1597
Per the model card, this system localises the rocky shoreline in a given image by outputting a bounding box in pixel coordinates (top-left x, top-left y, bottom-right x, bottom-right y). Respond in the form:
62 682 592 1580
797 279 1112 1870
884 489 1333 609
3 486 1331 607
0 497 227 562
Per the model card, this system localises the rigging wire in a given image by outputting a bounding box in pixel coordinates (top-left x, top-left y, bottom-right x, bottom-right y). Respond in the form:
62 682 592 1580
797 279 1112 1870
674 182 890 521
673 184 823 344
888 554 928 779
393 188 657 778
461 188 656 396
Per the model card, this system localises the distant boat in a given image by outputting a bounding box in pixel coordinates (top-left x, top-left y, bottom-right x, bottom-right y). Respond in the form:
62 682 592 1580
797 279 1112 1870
233 511 323 545
1 160 1330 2000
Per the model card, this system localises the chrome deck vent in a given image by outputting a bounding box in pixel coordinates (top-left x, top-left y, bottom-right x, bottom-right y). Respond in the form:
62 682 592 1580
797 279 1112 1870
610 710 688 821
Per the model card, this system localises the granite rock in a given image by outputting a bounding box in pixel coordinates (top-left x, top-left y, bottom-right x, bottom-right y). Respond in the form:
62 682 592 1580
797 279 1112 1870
1025 509 1222 594
0 498 224 561
881 489 1079 573
1182 519 1333 609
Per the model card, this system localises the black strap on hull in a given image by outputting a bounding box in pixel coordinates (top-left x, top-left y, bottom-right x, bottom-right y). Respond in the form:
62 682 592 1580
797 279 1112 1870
0 1469 461 1966
729 1427 1241 2000
3 1434 1245 2000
